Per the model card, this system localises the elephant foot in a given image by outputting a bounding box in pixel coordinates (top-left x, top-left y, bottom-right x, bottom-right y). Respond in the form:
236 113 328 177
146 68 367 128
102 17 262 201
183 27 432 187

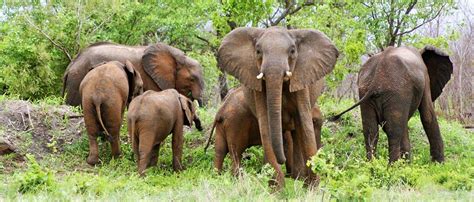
303 174 320 189
87 155 99 165
173 164 184 172
431 155 444 163
268 172 285 191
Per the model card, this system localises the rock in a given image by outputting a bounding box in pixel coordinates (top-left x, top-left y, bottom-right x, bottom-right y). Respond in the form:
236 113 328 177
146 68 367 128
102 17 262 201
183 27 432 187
0 137 15 155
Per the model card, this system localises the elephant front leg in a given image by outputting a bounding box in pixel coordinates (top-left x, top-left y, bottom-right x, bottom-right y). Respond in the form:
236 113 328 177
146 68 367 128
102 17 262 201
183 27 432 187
172 124 184 172
294 90 318 187
283 130 294 176
400 127 411 160
254 91 285 189
311 106 323 149
419 92 444 162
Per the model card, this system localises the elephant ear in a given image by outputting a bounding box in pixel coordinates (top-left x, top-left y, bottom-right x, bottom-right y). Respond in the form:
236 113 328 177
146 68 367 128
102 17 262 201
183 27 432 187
218 27 264 91
122 60 138 103
289 29 339 92
420 45 453 101
142 43 180 90
178 94 193 127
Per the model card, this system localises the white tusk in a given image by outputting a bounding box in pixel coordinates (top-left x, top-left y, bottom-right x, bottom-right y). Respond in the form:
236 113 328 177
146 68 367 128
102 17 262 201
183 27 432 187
286 71 292 77
256 73 264 80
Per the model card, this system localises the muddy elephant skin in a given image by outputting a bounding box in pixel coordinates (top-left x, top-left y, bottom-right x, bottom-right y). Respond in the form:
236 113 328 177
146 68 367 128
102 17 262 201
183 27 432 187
80 60 143 165
127 89 202 175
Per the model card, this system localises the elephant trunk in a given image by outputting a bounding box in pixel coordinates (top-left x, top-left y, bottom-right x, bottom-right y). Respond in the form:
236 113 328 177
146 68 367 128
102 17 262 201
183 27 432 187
266 74 286 164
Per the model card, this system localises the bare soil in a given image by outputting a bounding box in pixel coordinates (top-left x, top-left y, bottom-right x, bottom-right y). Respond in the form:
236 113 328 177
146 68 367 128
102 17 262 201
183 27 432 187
0 100 84 171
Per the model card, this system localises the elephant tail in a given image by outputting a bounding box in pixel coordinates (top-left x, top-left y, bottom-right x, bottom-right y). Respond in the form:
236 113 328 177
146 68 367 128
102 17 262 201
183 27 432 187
328 91 373 121
204 116 221 153
129 117 139 158
95 104 111 138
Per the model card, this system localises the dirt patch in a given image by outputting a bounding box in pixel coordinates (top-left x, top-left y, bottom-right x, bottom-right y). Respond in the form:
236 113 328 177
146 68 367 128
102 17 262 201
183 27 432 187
0 100 84 163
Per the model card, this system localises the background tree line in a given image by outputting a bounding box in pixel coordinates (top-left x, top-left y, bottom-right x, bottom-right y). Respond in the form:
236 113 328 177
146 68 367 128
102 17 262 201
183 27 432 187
0 0 471 124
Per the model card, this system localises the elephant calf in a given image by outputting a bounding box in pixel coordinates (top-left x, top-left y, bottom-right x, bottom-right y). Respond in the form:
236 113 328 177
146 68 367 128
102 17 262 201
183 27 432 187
205 87 323 177
128 89 202 175
80 60 143 165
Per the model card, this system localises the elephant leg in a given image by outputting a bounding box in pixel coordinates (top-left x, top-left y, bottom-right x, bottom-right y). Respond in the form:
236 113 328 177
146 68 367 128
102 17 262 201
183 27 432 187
229 144 244 177
84 106 100 165
295 89 318 187
400 127 411 160
360 102 379 160
311 106 323 150
108 126 121 159
254 91 284 189
283 130 294 176
149 144 160 167
213 128 228 174
138 133 155 175
419 92 444 162
382 108 409 163
172 124 184 172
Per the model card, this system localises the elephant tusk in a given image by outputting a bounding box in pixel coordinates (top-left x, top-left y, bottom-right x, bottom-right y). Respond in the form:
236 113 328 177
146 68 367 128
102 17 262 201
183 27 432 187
285 71 292 77
256 73 264 80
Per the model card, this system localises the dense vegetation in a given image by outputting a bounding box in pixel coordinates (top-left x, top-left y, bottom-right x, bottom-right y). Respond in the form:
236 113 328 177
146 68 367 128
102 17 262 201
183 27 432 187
0 0 472 200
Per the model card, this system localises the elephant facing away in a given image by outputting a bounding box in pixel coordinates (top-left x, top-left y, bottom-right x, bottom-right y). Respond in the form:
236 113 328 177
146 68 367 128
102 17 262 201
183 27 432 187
218 27 338 188
63 42 204 107
331 46 453 163
204 86 323 177
80 60 143 165
128 89 203 175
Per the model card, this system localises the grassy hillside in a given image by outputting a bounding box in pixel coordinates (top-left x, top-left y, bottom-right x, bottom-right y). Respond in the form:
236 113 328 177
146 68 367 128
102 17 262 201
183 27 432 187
0 95 472 201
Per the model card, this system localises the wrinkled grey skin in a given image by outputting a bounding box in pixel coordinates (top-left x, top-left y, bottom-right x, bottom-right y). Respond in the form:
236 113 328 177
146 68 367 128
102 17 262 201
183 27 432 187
218 27 338 188
63 42 204 107
331 46 453 163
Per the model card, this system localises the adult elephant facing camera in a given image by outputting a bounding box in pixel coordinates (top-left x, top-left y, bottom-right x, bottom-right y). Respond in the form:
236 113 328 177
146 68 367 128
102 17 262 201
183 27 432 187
218 27 338 188
62 42 204 106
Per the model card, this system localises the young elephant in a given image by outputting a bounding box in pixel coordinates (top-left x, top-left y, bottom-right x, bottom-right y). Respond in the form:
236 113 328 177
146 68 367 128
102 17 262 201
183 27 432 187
128 89 202 175
204 86 323 177
80 60 143 165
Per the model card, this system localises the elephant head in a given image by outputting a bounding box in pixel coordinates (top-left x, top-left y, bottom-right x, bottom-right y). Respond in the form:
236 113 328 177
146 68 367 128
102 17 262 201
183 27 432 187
142 43 204 106
123 60 144 104
178 94 203 131
218 27 338 164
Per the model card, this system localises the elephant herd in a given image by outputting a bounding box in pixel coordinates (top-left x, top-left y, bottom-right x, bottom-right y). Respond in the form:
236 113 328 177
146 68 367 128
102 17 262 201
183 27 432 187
63 26 453 189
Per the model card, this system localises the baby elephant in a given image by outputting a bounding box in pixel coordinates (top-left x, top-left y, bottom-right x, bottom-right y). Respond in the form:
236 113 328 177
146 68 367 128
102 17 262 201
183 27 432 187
128 89 202 175
80 60 144 165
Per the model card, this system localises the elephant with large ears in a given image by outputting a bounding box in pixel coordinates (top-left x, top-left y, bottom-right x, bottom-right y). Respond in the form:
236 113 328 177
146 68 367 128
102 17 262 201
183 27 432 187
331 46 453 163
217 27 338 188
63 42 204 107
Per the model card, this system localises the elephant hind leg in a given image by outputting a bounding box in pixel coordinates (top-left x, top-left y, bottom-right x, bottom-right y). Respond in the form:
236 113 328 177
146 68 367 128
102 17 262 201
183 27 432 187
400 127 411 160
283 130 293 176
360 102 379 161
213 127 228 174
311 106 323 150
418 93 444 162
83 102 101 165
382 107 409 163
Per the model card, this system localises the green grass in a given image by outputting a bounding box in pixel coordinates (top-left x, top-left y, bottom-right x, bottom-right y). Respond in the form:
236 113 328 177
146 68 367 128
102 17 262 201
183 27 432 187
0 95 473 201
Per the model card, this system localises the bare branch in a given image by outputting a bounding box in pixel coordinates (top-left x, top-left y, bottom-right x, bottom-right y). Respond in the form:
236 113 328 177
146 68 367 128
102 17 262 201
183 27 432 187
24 16 72 62
396 4 445 36
269 1 315 26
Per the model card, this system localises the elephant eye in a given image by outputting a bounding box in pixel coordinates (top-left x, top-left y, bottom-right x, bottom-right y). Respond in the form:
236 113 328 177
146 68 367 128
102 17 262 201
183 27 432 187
256 49 261 55
290 48 296 55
